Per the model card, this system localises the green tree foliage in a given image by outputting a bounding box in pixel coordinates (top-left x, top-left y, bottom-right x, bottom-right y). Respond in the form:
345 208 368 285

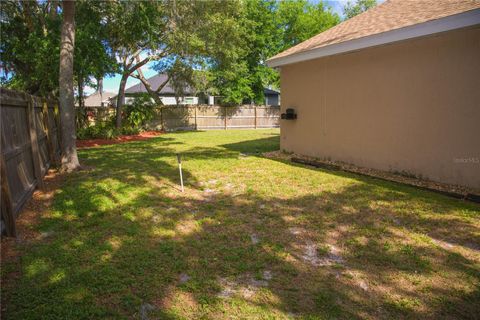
0 0 341 110
212 0 340 105
343 0 377 20
214 0 280 105
74 1 116 106
0 1 61 96
0 1 115 98
102 0 167 127
277 0 340 51
104 0 245 127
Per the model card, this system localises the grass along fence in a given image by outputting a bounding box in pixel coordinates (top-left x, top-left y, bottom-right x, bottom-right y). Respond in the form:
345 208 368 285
0 88 62 237
79 105 280 131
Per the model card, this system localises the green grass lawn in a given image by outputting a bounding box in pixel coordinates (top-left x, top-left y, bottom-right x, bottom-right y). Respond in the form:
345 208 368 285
2 129 479 319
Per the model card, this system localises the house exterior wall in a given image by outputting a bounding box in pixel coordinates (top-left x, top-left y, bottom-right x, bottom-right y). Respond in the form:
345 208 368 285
280 26 480 189
124 96 199 106
160 97 178 105
265 94 280 106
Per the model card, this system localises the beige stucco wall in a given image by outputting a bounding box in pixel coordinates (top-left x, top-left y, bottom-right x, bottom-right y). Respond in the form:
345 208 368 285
280 26 480 189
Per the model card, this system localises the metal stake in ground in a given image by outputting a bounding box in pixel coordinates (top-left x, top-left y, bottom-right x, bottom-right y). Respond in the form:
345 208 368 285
177 153 184 192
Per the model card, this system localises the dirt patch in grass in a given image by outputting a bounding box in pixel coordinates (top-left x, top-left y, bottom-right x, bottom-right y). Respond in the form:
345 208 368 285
217 272 272 299
76 130 163 149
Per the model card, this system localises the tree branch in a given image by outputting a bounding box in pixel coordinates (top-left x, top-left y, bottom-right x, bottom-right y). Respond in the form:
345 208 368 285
134 55 171 106
127 56 151 74
134 57 162 105
154 77 170 95
126 48 143 67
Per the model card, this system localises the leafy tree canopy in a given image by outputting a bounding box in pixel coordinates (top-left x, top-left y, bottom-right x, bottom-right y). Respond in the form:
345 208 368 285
212 0 340 105
0 0 115 97
343 0 377 20
1 0 341 106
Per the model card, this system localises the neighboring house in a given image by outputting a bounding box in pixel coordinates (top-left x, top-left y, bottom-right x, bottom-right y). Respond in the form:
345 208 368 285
121 73 281 106
264 88 280 106
123 74 202 105
267 0 480 189
241 88 281 106
77 91 116 107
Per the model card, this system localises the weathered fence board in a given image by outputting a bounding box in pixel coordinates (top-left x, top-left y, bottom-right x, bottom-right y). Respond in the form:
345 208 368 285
80 105 280 131
1 88 61 237
161 105 280 131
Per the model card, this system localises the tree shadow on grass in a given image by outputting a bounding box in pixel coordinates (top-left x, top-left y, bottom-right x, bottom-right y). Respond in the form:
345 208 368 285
221 134 280 155
222 135 480 250
5 183 479 319
2 133 479 319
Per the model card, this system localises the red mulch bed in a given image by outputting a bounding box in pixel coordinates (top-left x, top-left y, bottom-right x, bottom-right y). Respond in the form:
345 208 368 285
76 131 163 149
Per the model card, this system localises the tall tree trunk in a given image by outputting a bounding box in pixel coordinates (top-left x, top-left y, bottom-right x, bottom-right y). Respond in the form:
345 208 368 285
77 77 87 129
59 0 80 171
97 77 103 93
97 77 104 106
115 73 128 128
78 77 84 109
114 55 154 128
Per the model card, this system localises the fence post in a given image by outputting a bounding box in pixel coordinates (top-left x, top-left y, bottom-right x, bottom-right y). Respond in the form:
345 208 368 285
0 153 16 237
254 106 257 129
42 100 57 167
160 106 164 131
54 102 62 158
27 95 45 189
224 106 227 130
194 105 197 130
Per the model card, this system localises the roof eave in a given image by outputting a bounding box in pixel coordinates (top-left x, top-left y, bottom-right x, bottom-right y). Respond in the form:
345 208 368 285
267 9 480 68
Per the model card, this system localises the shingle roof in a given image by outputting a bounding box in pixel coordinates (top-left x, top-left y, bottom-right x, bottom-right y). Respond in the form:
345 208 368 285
264 88 280 95
125 74 280 96
268 0 480 63
81 91 116 107
124 74 194 95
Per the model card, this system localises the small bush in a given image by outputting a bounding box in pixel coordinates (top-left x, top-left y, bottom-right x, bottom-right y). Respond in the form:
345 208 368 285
77 122 120 140
77 123 143 140
124 95 155 129
77 96 155 140
121 126 140 136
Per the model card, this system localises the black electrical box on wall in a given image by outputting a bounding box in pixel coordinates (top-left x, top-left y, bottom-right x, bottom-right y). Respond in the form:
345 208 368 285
281 108 297 120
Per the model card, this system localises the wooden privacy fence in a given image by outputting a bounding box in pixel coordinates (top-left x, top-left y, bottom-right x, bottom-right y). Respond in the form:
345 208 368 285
77 106 115 125
0 88 62 237
80 105 280 131
154 105 280 131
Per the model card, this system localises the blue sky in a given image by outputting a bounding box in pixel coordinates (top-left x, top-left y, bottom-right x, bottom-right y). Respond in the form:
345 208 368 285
97 61 158 95
93 0 370 95
325 0 350 16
